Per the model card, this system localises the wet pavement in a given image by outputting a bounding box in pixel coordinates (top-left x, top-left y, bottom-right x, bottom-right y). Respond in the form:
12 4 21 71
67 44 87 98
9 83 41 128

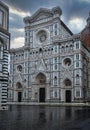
0 105 90 130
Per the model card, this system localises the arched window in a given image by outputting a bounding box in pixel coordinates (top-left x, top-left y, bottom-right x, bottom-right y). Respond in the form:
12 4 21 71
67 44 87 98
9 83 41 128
39 48 43 53
55 64 57 70
76 74 79 84
36 73 46 84
70 44 73 50
54 76 57 86
55 57 57 63
62 46 64 52
55 91 57 98
55 30 57 35
66 45 68 52
55 23 57 28
76 42 79 49
76 54 79 60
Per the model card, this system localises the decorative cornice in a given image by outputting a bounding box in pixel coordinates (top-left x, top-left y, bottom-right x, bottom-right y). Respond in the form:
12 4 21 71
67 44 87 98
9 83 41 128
53 33 80 43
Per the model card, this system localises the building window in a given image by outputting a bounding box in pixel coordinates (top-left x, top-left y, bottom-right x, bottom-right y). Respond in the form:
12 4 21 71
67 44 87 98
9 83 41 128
75 89 80 97
55 57 57 63
62 46 64 52
25 52 28 58
30 37 33 43
55 64 57 70
76 62 79 67
54 76 57 86
50 90 53 98
55 91 57 98
66 45 68 52
55 46 57 52
55 30 57 35
76 42 79 49
25 38 27 42
76 74 79 84
55 23 57 28
25 32 27 37
76 54 79 60
70 44 73 50
30 31 33 37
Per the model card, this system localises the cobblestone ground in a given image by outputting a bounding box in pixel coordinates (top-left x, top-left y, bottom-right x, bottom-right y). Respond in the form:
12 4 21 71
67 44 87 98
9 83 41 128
0 105 90 130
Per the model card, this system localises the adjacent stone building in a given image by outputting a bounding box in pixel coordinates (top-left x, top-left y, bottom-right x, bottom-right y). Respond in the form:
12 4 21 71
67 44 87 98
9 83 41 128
8 7 90 103
0 1 10 109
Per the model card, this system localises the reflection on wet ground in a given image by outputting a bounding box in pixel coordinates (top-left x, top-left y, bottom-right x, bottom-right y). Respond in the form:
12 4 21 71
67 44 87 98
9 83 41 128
0 105 90 130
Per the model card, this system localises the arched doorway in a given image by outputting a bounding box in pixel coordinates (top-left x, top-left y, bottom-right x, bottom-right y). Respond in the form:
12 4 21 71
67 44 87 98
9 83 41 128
65 90 71 102
39 88 45 102
36 73 46 102
64 78 72 103
18 92 22 102
16 82 22 102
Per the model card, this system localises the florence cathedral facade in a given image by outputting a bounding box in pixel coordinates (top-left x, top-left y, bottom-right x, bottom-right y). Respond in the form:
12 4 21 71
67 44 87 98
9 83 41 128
8 7 90 103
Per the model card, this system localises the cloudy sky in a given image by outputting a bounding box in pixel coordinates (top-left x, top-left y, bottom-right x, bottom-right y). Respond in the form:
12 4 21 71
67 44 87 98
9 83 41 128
2 0 90 48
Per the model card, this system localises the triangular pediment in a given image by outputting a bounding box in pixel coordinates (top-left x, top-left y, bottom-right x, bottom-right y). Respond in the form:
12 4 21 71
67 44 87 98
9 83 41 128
24 7 62 24
30 8 53 22
35 12 52 21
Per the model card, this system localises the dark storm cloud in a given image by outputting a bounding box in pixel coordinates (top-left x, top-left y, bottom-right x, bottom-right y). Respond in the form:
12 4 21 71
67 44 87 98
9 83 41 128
3 0 90 20
2 0 90 48
62 0 90 22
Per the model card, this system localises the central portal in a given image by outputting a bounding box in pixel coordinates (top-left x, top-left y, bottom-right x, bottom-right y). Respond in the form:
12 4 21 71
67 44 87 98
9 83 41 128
18 92 22 102
66 90 71 103
39 88 45 102
36 73 46 102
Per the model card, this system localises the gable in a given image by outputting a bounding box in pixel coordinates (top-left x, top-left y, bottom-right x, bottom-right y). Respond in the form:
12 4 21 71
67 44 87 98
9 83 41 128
30 9 53 23
24 7 62 24
33 13 52 21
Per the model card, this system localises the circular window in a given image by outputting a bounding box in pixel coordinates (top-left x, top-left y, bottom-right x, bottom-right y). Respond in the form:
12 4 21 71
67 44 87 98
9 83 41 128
17 65 22 72
37 30 47 43
63 58 71 67
40 34 46 42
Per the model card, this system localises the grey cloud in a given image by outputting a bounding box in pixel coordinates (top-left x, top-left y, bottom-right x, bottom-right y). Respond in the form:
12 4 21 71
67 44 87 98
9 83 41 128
62 0 90 21
3 0 90 22
3 0 90 34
